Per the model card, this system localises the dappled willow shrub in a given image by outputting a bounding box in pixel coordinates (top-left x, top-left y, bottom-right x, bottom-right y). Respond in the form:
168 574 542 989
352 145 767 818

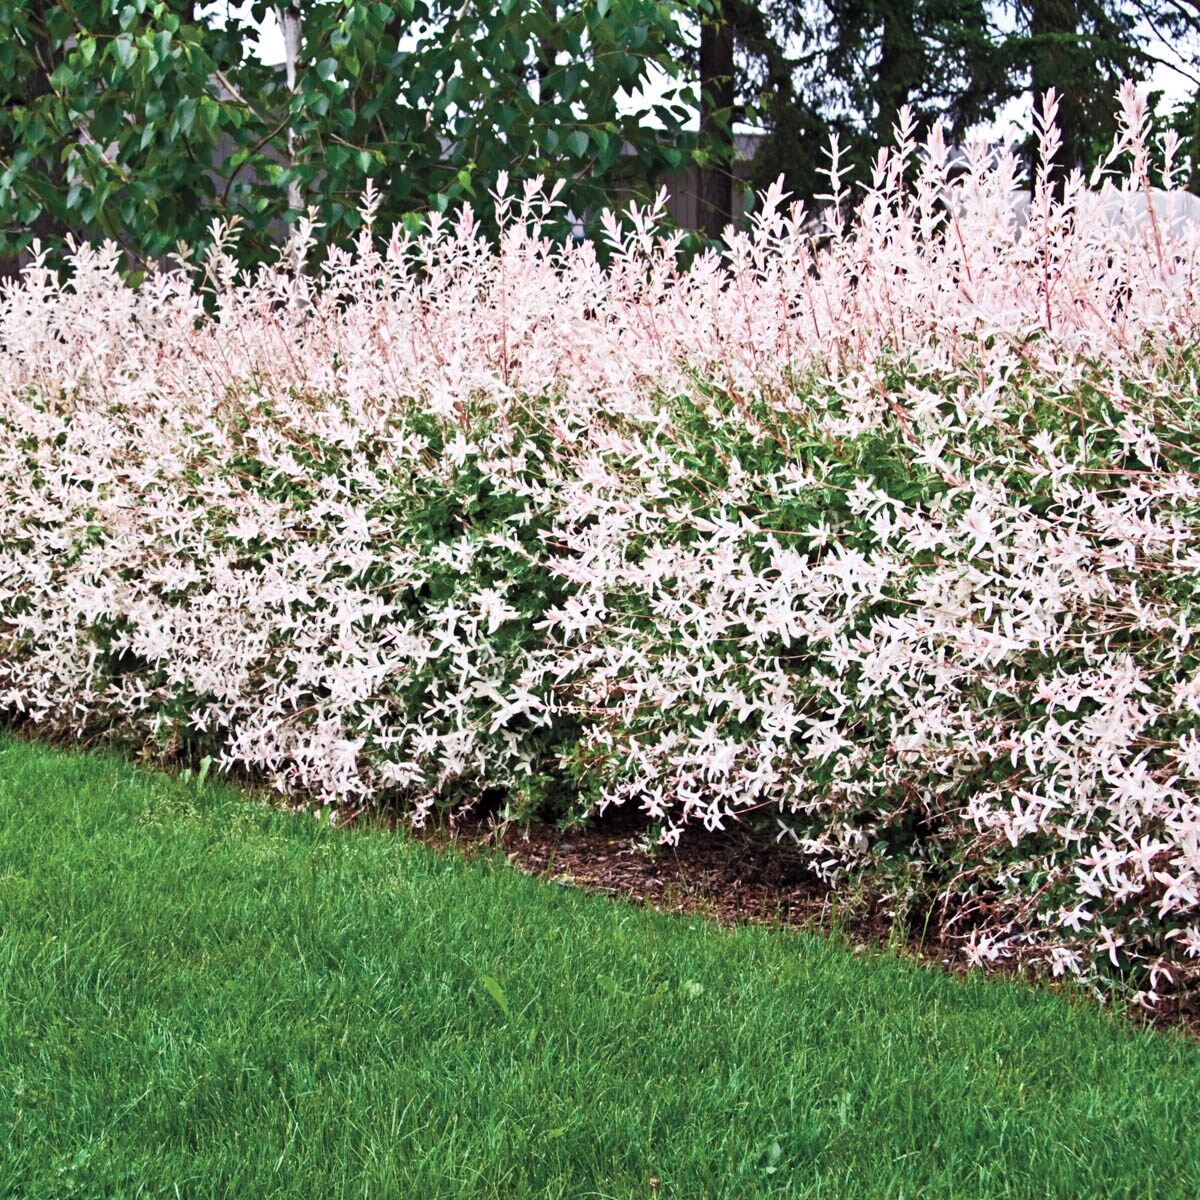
3 86 1200 1006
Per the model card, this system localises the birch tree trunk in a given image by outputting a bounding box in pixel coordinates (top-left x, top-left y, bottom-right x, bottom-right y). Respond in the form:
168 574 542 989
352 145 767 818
278 4 304 215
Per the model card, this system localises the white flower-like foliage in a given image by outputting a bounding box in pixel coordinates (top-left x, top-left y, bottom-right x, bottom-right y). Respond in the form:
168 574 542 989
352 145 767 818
3 87 1200 1005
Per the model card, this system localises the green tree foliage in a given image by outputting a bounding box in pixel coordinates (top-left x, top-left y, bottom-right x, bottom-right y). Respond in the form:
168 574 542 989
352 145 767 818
823 0 1009 145
0 0 706 270
1 0 1193 271
0 0 269 272
1118 0 1200 189
267 0 703 238
726 0 1019 200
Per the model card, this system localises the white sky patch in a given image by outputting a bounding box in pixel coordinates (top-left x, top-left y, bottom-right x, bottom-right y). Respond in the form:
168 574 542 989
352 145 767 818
199 0 286 64
254 5 287 65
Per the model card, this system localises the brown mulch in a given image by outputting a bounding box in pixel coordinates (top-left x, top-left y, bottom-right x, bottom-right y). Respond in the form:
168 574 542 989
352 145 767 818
413 804 932 951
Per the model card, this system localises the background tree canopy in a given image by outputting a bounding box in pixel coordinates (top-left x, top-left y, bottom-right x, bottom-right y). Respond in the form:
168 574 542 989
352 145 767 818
730 0 1162 199
1 0 1198 270
0 0 705 268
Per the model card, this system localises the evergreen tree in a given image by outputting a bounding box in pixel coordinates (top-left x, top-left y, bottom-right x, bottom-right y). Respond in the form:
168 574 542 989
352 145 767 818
1017 0 1145 176
722 0 1162 204
730 0 1013 200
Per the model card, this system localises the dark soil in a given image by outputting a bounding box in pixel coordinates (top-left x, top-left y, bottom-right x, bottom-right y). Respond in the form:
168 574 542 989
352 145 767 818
413 805 937 953
403 804 1200 1036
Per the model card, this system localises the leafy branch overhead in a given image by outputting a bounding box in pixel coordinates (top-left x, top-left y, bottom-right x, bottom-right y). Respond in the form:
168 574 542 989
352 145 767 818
0 0 709 267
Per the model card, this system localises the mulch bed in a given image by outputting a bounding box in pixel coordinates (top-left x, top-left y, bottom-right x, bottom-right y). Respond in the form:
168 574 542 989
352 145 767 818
413 804 934 952
403 804 1200 1035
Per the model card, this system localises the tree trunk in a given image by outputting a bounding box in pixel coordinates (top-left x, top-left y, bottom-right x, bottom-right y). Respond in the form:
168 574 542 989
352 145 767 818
699 2 735 240
277 4 304 215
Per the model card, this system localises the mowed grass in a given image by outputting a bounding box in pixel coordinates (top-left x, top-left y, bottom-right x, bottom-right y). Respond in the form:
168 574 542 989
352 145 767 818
0 736 1198 1199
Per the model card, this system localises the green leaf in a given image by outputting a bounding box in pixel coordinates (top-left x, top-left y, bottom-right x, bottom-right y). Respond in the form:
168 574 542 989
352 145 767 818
112 35 137 71
558 64 583 102
0 0 701 264
480 974 510 1019
596 973 621 1000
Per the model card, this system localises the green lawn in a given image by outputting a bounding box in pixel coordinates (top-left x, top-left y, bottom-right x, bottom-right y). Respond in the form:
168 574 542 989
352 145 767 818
0 736 1197 1198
